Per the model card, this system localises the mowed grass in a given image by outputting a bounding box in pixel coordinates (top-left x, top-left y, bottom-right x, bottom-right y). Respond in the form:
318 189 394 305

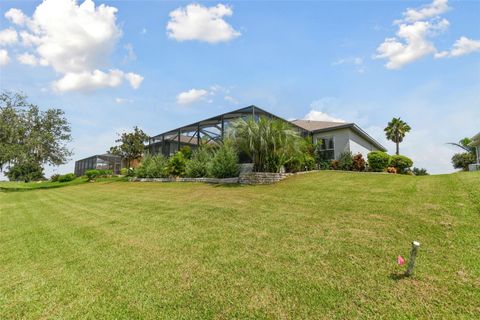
0 171 479 319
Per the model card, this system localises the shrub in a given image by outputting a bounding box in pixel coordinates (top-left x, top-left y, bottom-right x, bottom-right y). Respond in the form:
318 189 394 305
58 173 77 182
168 152 187 177
387 167 397 174
120 168 128 176
136 154 168 178
412 167 429 176
451 152 476 171
6 162 45 182
50 174 61 182
179 146 192 159
85 169 112 181
338 151 353 171
318 161 331 170
207 141 239 178
367 151 390 172
330 160 339 170
185 147 212 178
352 153 366 171
390 155 413 174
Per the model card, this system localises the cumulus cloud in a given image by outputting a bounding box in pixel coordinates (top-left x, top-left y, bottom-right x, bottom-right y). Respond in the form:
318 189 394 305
400 0 449 23
52 69 142 92
0 49 10 65
17 52 48 66
167 3 240 43
375 0 479 69
304 98 346 122
304 110 346 123
176 89 209 105
2 0 143 92
125 72 144 89
4 8 28 26
435 36 480 58
0 28 18 46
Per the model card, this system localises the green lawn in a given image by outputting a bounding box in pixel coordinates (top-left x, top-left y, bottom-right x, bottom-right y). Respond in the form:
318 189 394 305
1 171 479 319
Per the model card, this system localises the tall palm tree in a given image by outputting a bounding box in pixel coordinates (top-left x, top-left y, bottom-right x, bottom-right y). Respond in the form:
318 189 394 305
384 117 411 155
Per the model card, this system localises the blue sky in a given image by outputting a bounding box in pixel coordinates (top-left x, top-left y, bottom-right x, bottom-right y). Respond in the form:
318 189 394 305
0 0 479 176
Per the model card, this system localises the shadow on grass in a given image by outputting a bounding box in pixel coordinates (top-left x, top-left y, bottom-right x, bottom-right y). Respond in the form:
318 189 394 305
389 272 411 281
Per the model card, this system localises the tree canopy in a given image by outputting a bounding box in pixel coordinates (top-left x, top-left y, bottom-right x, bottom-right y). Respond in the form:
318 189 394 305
109 126 149 167
384 117 411 155
0 91 72 179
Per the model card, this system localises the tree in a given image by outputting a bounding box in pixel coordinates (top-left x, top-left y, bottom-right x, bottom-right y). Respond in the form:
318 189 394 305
0 91 72 180
384 117 411 155
451 152 476 171
447 137 475 155
230 116 303 172
109 126 148 167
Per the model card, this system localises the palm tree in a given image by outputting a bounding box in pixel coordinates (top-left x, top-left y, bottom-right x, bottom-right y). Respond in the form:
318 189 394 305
384 117 411 155
230 116 303 172
446 137 475 154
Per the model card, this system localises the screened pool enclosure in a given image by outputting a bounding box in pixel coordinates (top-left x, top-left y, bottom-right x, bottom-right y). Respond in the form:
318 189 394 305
74 154 123 176
146 105 308 157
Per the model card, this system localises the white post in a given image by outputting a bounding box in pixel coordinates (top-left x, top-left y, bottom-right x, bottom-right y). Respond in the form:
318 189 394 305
405 241 420 276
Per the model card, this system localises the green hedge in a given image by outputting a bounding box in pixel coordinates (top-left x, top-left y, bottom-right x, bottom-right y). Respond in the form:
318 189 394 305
390 155 413 173
367 151 390 172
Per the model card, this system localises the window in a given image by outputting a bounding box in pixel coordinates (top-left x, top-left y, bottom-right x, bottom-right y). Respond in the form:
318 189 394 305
316 136 335 160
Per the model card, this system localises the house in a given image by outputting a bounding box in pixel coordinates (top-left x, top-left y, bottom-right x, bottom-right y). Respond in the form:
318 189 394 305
468 132 480 171
74 154 123 176
146 105 386 160
291 120 386 160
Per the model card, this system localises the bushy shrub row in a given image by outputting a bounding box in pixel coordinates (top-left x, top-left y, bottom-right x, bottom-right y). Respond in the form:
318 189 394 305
367 152 415 174
85 169 113 181
58 173 77 182
136 143 239 179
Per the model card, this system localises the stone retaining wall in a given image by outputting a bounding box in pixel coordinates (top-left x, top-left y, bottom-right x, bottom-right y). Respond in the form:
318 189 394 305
238 172 291 185
130 170 321 185
130 177 239 184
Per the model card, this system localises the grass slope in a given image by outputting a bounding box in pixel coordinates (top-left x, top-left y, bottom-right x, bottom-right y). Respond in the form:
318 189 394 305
0 171 479 319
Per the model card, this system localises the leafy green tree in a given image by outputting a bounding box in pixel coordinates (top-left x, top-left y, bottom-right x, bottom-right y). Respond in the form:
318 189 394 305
451 152 476 171
109 126 148 167
230 116 303 172
0 91 72 178
384 117 411 155
5 161 45 182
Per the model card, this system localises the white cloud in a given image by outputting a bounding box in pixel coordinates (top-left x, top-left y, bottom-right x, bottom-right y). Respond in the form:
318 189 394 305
332 57 366 73
140 28 147 35
436 36 480 58
123 43 136 63
304 110 346 123
304 99 346 122
0 28 18 46
3 0 143 92
115 97 132 104
17 52 48 66
375 19 449 69
224 95 238 104
167 3 240 43
5 8 28 26
374 0 479 69
0 49 10 65
401 0 449 23
176 88 209 105
53 69 125 92
125 72 144 89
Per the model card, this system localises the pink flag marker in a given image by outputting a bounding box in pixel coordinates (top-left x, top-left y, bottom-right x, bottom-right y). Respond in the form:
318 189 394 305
397 255 405 266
